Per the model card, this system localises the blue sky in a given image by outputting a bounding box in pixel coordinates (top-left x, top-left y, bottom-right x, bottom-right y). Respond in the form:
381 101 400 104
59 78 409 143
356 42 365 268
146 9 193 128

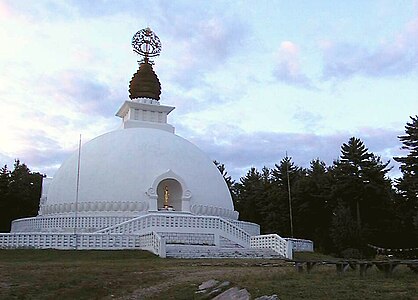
0 0 417 180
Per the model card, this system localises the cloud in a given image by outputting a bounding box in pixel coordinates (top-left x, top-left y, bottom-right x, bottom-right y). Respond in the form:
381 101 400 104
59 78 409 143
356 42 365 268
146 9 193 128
0 128 75 176
0 2 13 18
156 7 248 88
0 0 146 21
292 110 323 131
19 131 74 167
0 152 14 169
36 70 122 117
0 1 75 21
0 1 411 183
1 1 249 93
321 17 418 80
182 125 403 181
273 41 314 89
0 67 123 177
3 111 121 177
163 82 236 117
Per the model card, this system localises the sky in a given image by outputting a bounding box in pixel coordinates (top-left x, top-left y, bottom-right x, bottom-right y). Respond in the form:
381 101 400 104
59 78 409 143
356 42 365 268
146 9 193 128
0 0 417 181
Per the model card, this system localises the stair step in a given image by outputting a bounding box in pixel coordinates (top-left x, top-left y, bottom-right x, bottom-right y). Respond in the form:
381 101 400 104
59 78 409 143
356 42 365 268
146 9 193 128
165 245 285 259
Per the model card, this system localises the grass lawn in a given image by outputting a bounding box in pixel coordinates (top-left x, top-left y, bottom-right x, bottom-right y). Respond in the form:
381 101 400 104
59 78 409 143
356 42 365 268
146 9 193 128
0 249 416 299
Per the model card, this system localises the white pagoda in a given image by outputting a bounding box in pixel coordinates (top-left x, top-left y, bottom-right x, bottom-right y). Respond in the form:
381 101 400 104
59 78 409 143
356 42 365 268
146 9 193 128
0 28 312 258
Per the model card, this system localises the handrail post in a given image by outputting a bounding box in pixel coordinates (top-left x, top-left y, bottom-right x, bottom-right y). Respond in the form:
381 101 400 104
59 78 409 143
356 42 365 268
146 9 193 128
159 236 166 258
286 239 293 259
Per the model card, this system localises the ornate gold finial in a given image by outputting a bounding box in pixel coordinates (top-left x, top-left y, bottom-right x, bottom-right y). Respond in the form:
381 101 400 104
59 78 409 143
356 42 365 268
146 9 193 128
132 27 162 64
164 186 170 208
129 27 162 100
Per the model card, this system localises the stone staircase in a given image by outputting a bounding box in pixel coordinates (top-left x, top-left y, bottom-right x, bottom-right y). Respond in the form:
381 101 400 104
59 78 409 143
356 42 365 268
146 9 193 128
166 244 286 259
219 236 243 248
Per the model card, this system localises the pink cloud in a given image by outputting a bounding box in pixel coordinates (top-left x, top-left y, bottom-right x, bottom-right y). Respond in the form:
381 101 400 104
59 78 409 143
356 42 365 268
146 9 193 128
405 17 418 48
279 41 301 76
0 2 13 18
273 41 314 88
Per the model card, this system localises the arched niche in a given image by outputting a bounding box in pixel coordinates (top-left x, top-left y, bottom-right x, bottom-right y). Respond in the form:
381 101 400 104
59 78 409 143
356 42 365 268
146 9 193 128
147 169 192 212
157 179 182 211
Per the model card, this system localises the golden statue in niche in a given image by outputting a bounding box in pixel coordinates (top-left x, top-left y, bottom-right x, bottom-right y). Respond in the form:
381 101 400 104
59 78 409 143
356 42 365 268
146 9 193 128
164 186 169 208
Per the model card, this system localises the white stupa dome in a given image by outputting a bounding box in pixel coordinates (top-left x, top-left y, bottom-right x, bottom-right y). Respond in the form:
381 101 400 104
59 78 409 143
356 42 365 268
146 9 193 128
42 125 237 220
38 28 239 221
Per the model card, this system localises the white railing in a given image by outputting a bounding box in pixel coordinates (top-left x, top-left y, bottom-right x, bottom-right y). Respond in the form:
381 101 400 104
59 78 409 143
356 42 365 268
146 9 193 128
228 220 260 236
250 234 293 259
217 217 251 247
95 213 251 248
11 216 133 233
0 233 140 250
138 232 166 258
285 238 314 252
0 232 165 257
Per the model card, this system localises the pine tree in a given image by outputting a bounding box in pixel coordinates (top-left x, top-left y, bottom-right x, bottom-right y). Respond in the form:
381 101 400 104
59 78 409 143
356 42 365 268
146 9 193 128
294 159 333 251
334 137 391 230
213 160 235 192
0 160 43 232
0 165 11 231
393 115 418 245
265 156 302 236
330 204 362 257
394 115 418 201
331 137 392 254
234 167 265 226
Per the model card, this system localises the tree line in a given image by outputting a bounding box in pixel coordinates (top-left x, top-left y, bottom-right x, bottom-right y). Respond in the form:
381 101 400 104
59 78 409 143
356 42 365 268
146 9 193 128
0 160 43 232
216 115 417 257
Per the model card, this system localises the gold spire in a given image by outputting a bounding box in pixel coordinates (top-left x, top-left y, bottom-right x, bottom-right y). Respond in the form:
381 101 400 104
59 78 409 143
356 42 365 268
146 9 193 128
129 62 161 100
129 28 162 100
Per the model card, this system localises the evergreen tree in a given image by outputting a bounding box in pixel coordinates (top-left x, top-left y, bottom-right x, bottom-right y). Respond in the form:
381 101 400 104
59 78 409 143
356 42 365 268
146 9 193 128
250 166 272 232
234 167 265 226
334 137 391 230
330 204 364 258
393 115 418 246
0 160 43 232
0 165 11 231
213 160 235 192
264 156 302 236
293 159 333 252
331 137 392 254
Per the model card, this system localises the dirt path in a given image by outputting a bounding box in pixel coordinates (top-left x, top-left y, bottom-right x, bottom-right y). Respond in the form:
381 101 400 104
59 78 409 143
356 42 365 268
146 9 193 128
111 261 292 300
111 268 244 299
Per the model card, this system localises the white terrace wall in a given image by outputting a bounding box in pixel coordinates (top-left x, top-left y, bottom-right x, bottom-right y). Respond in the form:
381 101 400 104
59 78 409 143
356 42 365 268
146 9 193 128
10 215 261 237
285 238 314 252
250 234 293 259
0 231 166 257
3 213 312 260
229 220 260 236
11 216 133 233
